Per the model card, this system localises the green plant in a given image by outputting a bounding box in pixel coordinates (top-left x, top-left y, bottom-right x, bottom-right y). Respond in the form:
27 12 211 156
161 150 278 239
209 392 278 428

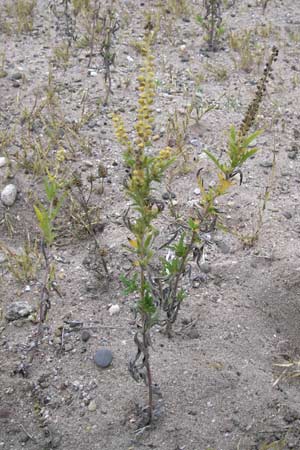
52 42 71 70
205 62 228 80
4 0 37 33
0 237 40 283
29 175 65 364
259 439 286 450
197 0 223 51
68 170 108 276
113 34 174 424
114 41 278 425
0 52 7 78
99 5 119 105
229 30 264 73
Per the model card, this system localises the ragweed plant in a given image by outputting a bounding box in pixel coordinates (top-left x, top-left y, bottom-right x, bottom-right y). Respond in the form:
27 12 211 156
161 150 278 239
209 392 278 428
113 35 174 425
157 47 278 337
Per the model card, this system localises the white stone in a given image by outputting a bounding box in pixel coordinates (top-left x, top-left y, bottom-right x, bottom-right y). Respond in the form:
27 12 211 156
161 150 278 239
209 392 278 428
88 400 97 412
1 184 17 206
0 157 7 168
109 304 120 316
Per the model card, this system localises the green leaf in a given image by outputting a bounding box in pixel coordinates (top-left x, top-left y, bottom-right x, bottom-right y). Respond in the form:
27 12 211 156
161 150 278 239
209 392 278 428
138 289 156 315
204 150 227 174
120 273 139 295
241 129 262 148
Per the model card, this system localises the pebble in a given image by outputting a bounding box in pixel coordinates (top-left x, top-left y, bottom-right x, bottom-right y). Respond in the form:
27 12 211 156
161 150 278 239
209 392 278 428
1 184 17 206
194 188 201 195
10 72 22 80
5 302 36 321
259 161 273 168
0 157 7 168
162 192 176 200
288 151 297 160
81 330 91 342
283 211 292 219
94 348 113 368
82 160 93 167
109 304 120 316
87 400 97 412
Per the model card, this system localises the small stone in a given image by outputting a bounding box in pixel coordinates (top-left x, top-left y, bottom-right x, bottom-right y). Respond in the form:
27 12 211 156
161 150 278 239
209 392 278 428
82 160 93 167
94 348 113 368
260 161 273 168
5 302 36 321
283 211 292 219
109 304 120 316
10 72 22 80
81 330 91 342
162 192 176 200
0 157 7 168
194 188 201 195
288 151 297 160
1 184 17 206
87 400 97 412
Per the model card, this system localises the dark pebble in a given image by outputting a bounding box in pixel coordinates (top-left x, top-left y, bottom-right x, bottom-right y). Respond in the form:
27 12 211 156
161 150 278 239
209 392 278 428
94 348 113 368
260 161 273 168
162 192 176 200
81 330 91 342
288 151 297 160
283 211 292 219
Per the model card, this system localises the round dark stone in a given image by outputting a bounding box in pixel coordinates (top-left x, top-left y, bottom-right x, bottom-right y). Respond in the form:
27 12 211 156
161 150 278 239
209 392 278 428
81 330 91 342
162 192 176 200
94 348 113 368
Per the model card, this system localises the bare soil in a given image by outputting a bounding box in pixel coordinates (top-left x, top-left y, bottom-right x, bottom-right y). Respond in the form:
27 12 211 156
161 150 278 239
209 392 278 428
1 1 300 449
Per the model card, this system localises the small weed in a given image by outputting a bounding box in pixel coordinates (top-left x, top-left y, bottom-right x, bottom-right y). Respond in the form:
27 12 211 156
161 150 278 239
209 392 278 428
229 30 264 72
4 0 37 33
0 52 8 78
197 0 223 51
259 440 286 450
52 42 71 70
205 62 228 81
67 170 108 276
0 237 40 283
